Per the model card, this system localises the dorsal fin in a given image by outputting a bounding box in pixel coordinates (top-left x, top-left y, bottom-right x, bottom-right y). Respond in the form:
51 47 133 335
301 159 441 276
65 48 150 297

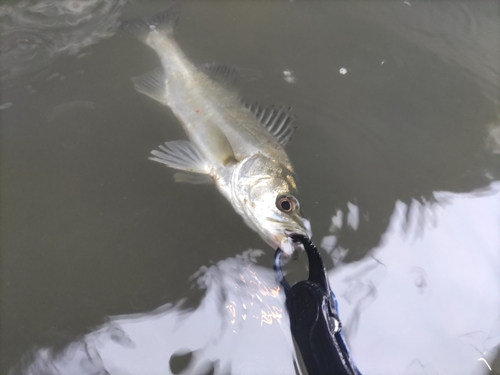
200 62 241 85
245 102 297 146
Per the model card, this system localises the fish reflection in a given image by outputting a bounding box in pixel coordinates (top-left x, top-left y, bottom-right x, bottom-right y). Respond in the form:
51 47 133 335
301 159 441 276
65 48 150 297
46 100 96 122
11 250 298 375
0 0 127 81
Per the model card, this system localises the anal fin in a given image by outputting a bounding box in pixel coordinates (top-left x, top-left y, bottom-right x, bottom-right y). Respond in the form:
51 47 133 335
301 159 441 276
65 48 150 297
149 140 209 174
174 172 214 185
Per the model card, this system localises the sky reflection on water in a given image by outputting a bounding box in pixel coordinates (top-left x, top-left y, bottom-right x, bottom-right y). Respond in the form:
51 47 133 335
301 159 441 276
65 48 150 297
330 183 500 375
12 183 500 375
14 250 298 375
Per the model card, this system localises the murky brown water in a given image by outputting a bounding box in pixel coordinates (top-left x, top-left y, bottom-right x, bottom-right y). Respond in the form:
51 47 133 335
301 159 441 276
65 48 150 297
1 1 499 374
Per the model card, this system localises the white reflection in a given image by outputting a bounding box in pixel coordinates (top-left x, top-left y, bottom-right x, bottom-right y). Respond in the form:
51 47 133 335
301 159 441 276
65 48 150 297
283 69 296 84
320 234 337 252
477 358 492 372
327 182 500 374
0 102 13 110
13 250 297 375
330 209 343 233
486 117 500 155
347 202 360 230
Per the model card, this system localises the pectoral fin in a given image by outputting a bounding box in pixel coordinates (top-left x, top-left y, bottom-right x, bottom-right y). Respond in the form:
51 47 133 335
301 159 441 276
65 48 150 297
149 140 210 174
201 124 238 166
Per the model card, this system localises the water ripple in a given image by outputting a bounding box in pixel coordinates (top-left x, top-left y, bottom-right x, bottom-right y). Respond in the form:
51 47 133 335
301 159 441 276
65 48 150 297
0 0 127 81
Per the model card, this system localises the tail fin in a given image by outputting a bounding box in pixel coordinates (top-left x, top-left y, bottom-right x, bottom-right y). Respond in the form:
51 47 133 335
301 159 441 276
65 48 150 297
119 3 179 43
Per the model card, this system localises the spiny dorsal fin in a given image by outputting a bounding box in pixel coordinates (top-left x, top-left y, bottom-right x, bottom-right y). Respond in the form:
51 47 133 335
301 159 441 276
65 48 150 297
132 67 167 104
245 102 297 146
149 140 209 174
200 62 241 85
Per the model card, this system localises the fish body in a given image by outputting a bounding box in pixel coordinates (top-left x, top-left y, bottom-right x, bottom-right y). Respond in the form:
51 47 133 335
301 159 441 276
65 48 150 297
122 7 311 254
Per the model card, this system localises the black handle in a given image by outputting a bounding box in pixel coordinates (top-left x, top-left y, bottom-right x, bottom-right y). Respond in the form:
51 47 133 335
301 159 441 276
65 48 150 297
274 235 361 375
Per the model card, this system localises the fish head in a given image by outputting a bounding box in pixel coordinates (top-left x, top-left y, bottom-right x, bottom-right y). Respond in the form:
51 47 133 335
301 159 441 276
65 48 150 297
233 154 312 255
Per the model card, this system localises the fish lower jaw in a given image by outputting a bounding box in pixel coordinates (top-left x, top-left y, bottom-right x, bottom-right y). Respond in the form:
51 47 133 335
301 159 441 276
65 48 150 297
284 229 302 238
278 237 295 256
284 228 311 241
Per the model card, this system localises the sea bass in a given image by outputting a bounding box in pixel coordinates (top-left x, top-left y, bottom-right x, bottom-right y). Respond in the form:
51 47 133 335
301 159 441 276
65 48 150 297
122 6 311 255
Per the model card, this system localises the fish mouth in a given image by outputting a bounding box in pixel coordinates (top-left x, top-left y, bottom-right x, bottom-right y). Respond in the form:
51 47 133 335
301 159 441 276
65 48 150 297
283 229 311 251
284 230 304 238
282 221 312 253
264 217 312 254
285 231 309 242
278 230 310 256
284 223 311 240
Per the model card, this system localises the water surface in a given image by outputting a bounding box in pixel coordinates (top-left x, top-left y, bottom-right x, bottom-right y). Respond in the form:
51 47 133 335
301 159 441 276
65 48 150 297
1 1 499 374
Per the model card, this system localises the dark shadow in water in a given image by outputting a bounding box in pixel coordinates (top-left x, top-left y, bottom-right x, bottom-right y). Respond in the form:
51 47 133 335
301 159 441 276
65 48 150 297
1 1 500 372
170 350 194 374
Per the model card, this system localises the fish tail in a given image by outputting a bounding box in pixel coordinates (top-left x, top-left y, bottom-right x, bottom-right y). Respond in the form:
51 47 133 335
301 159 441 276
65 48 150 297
119 3 179 44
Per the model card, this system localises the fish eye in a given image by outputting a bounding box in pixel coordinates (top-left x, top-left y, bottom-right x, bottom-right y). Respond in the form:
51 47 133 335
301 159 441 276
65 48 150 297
276 195 298 213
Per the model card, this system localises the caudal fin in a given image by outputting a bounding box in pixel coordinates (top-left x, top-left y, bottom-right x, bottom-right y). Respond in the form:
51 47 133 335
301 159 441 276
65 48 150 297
119 3 179 43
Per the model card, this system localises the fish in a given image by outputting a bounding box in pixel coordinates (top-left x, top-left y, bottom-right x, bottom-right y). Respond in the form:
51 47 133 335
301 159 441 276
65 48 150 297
121 5 311 255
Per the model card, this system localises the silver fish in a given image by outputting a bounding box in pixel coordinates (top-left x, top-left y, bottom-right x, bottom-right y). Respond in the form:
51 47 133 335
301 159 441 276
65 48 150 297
122 6 311 255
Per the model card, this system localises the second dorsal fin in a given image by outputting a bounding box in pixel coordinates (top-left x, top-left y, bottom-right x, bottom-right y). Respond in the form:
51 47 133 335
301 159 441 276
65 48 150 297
200 62 241 85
